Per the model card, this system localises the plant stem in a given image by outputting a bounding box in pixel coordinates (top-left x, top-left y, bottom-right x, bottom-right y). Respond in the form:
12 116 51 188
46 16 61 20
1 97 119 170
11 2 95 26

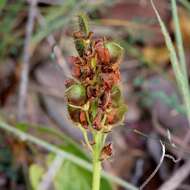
92 156 101 190
92 132 102 190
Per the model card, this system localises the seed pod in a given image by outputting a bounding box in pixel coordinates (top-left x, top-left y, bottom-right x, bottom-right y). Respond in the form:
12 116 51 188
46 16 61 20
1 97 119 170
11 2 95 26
93 109 103 130
115 104 127 122
67 105 80 123
66 84 86 106
105 42 123 61
100 91 111 110
111 85 122 108
79 111 88 129
107 104 127 125
95 40 110 64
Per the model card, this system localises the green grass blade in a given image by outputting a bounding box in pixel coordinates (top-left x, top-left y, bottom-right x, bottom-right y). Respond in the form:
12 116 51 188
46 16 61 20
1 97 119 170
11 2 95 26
151 0 190 127
172 0 188 81
150 0 183 85
178 0 190 11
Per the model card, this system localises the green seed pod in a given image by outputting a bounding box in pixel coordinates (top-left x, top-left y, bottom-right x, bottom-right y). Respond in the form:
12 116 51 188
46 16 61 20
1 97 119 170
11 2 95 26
117 104 128 122
66 84 86 106
78 13 89 37
105 42 123 60
107 104 127 125
111 85 122 108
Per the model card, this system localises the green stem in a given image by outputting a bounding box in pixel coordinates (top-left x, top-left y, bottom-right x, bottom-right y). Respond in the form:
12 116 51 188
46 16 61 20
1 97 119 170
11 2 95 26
92 157 101 190
92 132 102 190
81 127 93 152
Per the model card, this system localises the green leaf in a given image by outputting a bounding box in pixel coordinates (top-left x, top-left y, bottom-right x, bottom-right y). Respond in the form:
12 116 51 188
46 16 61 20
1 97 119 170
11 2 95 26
44 150 112 190
29 164 44 190
47 155 112 190
0 0 6 11
54 161 90 190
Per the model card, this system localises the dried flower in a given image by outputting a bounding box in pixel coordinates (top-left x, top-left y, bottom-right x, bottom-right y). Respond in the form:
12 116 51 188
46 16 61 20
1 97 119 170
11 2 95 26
100 143 113 161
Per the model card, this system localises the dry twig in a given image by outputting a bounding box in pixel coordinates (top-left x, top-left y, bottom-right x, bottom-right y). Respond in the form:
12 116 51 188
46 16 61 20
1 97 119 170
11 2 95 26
140 141 165 190
17 0 38 120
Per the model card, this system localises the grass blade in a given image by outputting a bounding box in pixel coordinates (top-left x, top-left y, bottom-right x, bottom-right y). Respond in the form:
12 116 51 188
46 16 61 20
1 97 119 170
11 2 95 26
150 0 182 87
172 0 188 81
151 0 190 127
178 0 190 11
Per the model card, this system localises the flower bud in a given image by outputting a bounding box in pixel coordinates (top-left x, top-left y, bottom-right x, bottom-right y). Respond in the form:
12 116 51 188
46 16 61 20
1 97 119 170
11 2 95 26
105 42 123 60
67 106 88 128
66 84 86 106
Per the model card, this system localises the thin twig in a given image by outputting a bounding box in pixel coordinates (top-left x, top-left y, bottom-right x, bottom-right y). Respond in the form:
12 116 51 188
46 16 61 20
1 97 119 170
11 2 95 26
17 0 37 120
165 154 180 163
159 160 190 190
0 120 138 190
37 154 64 190
152 113 190 155
140 141 165 190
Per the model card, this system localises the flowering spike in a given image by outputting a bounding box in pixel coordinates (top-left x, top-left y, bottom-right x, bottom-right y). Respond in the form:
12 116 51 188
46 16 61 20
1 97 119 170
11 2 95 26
65 12 127 190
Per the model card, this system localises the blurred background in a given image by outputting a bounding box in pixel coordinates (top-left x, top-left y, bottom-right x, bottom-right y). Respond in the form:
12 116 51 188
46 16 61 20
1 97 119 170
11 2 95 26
1 0 190 189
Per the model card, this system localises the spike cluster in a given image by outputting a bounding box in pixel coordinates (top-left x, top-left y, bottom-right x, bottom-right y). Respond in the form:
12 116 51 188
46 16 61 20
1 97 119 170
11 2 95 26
65 13 127 160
